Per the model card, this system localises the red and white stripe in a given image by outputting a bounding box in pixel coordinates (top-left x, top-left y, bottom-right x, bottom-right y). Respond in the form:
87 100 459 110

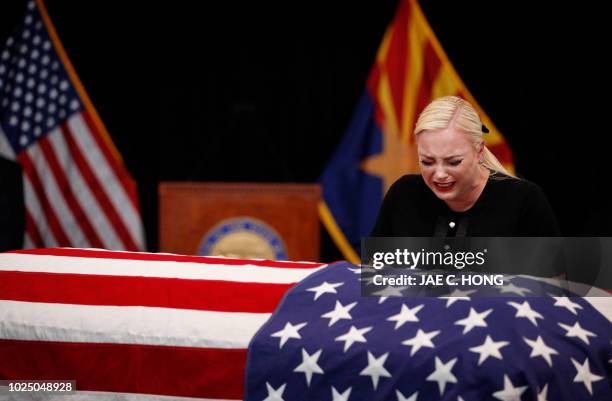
0 248 327 400
0 125 15 159
17 111 144 251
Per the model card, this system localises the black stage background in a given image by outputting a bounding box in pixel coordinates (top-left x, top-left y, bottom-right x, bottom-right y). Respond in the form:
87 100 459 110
1 1 610 260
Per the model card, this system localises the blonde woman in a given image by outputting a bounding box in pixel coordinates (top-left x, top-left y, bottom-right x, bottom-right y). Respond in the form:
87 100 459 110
371 96 559 237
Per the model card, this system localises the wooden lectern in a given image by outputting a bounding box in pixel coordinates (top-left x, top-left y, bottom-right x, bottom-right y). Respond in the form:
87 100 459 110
159 182 321 261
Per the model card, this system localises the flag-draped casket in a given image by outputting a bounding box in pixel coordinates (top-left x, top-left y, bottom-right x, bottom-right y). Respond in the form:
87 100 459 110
0 248 326 400
1 248 611 400
245 261 612 401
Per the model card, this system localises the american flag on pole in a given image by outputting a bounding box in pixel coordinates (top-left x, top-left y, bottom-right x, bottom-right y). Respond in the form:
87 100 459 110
246 263 612 401
0 248 327 400
0 0 144 251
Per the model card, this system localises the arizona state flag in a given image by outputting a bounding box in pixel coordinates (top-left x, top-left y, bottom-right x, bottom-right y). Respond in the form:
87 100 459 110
319 0 514 263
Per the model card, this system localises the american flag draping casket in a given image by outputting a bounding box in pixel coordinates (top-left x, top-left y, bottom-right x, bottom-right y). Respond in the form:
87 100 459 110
0 248 326 400
244 263 612 401
1 248 612 401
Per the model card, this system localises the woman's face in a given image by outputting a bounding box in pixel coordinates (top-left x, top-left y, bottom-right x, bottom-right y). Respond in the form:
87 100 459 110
416 127 483 202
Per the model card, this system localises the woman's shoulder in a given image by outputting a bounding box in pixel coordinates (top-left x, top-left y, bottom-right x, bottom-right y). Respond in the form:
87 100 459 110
488 173 559 235
487 173 550 203
489 174 543 195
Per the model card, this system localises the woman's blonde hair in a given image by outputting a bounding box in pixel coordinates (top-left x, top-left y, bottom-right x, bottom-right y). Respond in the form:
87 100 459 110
414 96 515 178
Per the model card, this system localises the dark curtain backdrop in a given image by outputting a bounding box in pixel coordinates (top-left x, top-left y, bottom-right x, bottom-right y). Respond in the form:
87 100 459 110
2 1 610 261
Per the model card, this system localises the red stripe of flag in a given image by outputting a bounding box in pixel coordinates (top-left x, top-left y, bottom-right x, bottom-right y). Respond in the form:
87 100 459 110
487 142 514 166
413 40 442 141
10 248 326 268
81 112 140 212
366 60 387 131
18 152 71 246
0 339 246 400
384 0 411 126
38 134 104 248
60 122 138 251
0 271 292 313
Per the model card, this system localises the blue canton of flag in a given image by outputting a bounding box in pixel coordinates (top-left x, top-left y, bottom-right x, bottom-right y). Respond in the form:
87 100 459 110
0 0 144 251
0 5 81 153
245 262 612 401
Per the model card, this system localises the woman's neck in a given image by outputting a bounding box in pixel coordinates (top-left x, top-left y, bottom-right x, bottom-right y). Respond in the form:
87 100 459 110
445 167 490 212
